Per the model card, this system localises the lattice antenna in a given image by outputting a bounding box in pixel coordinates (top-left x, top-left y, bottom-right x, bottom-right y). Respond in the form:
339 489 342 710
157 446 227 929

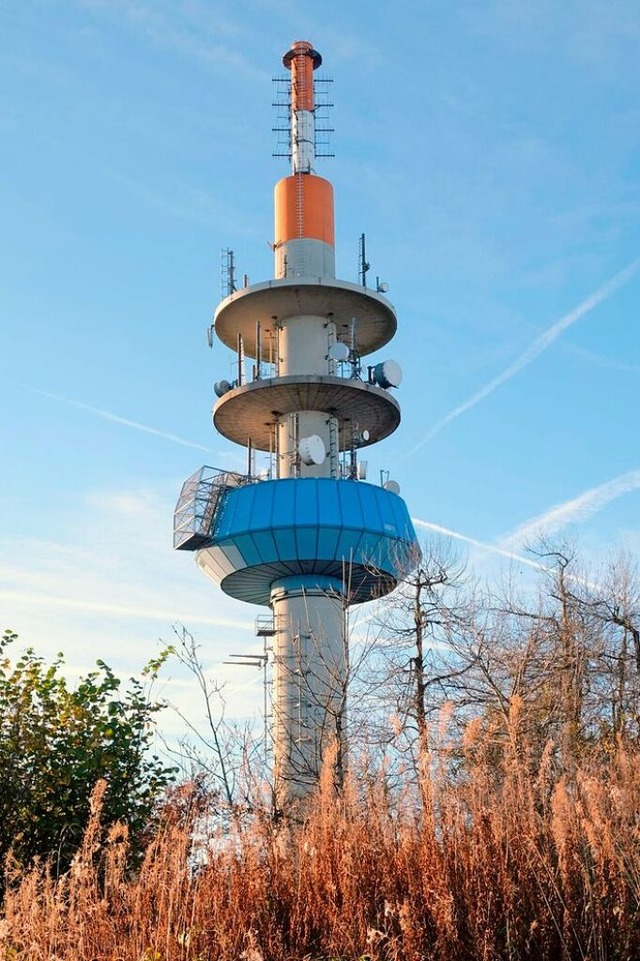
272 72 334 165
221 248 237 299
358 233 370 287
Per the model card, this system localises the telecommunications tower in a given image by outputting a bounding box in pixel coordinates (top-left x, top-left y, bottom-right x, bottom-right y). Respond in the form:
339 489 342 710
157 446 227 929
174 41 420 804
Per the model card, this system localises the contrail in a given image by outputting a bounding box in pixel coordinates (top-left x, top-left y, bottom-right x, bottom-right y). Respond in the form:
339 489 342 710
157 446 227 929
499 468 640 549
412 517 547 571
412 517 602 590
406 256 640 457
17 384 214 453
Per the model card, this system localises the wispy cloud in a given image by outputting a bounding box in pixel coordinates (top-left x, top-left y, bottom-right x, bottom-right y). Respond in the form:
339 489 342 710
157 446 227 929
406 255 640 457
16 384 214 452
78 0 266 82
0 590 252 630
559 339 640 375
105 169 264 236
500 468 640 548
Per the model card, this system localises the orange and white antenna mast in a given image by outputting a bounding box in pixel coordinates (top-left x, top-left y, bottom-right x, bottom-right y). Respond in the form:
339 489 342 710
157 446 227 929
274 41 335 281
283 39 320 174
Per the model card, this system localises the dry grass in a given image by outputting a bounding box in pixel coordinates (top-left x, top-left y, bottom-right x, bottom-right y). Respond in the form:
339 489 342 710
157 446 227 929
2 725 640 961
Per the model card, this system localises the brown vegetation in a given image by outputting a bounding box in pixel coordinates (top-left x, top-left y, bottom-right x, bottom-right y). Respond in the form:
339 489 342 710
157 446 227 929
2 717 639 961
2 546 640 960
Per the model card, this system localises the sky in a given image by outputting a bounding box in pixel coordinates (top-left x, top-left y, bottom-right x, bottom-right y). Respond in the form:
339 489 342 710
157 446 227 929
1 0 639 738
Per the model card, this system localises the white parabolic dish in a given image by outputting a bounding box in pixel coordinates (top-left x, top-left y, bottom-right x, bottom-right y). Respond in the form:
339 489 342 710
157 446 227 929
299 434 326 466
328 341 350 362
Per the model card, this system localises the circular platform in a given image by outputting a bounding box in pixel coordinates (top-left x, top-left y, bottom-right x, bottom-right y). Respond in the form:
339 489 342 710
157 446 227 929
214 278 397 358
213 374 401 450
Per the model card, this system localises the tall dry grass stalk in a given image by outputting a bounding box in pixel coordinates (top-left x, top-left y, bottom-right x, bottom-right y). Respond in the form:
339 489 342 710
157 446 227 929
2 725 640 961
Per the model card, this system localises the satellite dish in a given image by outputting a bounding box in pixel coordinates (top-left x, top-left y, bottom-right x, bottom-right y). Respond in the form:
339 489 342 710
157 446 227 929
372 360 403 389
328 341 350 362
383 479 401 495
360 429 370 443
299 434 326 466
214 379 232 397
377 281 390 294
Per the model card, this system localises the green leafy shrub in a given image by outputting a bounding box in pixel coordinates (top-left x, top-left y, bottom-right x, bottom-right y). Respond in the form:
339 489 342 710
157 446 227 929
0 629 176 882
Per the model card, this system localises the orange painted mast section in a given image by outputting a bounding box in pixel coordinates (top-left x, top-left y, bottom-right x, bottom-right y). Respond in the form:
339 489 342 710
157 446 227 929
286 39 316 113
274 177 334 247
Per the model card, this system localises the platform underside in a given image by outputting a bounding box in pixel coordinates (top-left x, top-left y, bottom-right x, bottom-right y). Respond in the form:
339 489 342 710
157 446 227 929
214 278 397 357
198 552 397 605
213 374 400 450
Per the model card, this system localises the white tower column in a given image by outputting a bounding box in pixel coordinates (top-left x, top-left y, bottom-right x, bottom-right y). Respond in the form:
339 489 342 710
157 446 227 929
270 576 346 801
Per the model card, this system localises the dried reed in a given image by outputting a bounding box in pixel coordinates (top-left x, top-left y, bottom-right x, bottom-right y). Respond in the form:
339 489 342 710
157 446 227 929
2 729 639 961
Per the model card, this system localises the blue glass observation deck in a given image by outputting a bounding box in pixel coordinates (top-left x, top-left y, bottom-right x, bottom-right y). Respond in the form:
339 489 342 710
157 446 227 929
174 468 420 605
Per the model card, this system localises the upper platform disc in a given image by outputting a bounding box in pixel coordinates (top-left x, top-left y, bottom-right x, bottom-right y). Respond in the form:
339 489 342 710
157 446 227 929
214 278 397 358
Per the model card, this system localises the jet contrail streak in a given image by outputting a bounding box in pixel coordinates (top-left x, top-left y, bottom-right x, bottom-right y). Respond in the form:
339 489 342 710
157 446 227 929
406 256 640 457
17 384 214 453
412 517 546 571
412 518 602 590
500 469 640 549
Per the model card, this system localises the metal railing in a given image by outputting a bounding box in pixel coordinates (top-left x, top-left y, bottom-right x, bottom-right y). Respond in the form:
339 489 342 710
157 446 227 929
173 466 252 551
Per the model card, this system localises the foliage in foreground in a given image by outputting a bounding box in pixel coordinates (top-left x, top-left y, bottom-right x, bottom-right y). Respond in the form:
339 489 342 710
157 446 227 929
2 714 640 961
0 629 176 883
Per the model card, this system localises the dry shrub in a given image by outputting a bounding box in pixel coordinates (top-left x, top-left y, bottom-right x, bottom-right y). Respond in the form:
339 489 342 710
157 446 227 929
2 731 640 961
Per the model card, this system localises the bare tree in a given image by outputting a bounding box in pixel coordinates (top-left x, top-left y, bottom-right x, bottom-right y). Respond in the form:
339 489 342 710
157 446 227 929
163 626 266 816
353 540 472 780
359 538 640 778
164 546 640 823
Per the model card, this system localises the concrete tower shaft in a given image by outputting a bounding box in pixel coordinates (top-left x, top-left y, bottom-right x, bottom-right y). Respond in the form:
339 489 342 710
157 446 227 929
174 40 421 808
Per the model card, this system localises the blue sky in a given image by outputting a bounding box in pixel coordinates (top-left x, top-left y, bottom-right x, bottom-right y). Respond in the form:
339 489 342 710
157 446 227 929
2 0 639 731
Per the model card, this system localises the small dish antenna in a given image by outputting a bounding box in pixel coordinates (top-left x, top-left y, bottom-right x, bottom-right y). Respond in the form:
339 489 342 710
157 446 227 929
299 435 326 466
383 478 401 495
371 360 403 389
214 379 232 397
376 280 390 294
328 341 350 362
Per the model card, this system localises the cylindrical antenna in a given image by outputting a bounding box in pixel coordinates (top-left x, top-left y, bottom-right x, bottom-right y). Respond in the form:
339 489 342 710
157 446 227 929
237 332 245 385
282 40 322 175
349 429 358 479
256 320 262 380
349 318 360 379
